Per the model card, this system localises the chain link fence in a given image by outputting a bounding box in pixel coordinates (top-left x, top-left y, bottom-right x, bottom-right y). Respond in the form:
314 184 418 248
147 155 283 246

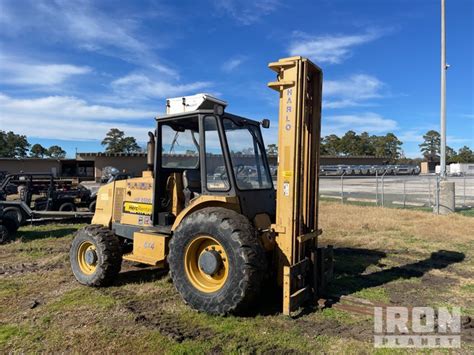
319 174 474 211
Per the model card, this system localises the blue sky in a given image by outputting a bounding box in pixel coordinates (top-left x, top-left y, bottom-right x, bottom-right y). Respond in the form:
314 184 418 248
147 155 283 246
0 0 472 158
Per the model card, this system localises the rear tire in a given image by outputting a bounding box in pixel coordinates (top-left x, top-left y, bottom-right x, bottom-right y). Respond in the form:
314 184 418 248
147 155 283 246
168 207 266 315
88 200 96 213
59 202 76 212
4 207 24 226
1 215 19 234
70 225 122 286
0 224 10 244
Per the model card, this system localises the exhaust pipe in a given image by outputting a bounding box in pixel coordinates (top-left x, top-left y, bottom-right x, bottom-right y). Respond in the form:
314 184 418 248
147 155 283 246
147 131 155 171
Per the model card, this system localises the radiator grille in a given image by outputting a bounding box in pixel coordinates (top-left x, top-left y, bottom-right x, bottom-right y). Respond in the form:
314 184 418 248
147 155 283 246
113 188 125 222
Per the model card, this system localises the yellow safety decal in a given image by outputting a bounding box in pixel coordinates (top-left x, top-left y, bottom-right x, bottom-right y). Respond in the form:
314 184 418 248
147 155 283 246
283 170 293 178
123 202 152 215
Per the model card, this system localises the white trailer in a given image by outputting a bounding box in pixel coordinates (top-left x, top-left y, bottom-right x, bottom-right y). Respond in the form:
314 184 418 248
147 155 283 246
449 163 474 176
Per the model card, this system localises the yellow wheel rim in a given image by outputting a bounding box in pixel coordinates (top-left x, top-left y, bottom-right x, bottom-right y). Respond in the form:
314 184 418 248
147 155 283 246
184 235 229 293
77 241 97 275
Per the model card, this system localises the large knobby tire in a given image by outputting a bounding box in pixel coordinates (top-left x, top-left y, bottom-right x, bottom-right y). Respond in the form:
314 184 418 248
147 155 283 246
70 225 122 286
168 207 266 315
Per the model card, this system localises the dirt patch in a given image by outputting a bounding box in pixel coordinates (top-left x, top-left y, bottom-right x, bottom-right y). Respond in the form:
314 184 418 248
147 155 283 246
125 301 214 343
421 273 458 287
219 333 303 354
297 317 373 342
384 272 459 306
0 260 66 276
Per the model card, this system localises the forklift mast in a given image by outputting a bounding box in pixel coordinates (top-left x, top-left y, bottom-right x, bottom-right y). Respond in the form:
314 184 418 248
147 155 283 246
268 56 329 315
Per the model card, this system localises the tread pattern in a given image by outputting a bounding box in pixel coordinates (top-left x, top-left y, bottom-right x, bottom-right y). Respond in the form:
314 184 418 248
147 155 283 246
168 207 266 315
70 224 122 286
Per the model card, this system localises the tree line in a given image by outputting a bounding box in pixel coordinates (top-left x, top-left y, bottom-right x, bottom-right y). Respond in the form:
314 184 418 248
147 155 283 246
418 130 473 163
0 128 141 159
267 129 473 163
0 130 66 158
1 128 473 163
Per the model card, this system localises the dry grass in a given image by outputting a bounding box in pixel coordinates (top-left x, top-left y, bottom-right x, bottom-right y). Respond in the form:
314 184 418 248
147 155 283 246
0 202 473 353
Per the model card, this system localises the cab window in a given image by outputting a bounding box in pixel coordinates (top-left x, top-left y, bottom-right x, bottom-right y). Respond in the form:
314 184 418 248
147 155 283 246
161 118 199 169
223 118 272 190
204 116 230 191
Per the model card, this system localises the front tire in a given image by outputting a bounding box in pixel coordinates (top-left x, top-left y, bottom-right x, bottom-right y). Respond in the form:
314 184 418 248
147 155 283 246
70 225 122 286
168 207 266 315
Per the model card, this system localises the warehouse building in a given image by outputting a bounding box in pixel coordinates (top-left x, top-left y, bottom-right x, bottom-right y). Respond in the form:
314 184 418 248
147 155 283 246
1 154 389 182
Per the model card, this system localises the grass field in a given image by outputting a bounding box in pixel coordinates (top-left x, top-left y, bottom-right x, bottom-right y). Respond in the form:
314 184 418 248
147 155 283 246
1 201 473 353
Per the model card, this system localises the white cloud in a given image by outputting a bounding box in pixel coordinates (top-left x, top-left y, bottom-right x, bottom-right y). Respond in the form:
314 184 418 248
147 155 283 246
213 0 281 25
0 0 175 73
289 30 383 64
323 112 398 136
0 56 91 86
221 56 247 72
0 93 155 141
111 74 212 100
398 130 423 143
323 74 385 109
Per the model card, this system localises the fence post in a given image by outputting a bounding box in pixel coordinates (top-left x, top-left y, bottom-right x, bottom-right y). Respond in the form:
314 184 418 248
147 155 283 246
381 171 387 207
463 173 466 207
435 175 440 214
428 176 432 207
403 179 406 208
341 172 346 204
375 170 379 206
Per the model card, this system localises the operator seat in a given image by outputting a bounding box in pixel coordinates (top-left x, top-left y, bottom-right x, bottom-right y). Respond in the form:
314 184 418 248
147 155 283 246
183 170 201 207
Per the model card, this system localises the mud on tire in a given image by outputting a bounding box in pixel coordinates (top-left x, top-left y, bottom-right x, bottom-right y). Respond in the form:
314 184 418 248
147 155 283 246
168 207 266 315
70 225 122 286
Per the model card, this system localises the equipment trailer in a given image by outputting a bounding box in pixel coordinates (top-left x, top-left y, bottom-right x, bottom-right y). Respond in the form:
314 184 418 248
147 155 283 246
69 56 333 315
0 173 94 226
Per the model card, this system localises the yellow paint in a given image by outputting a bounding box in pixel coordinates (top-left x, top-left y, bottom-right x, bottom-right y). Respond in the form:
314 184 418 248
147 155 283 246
92 182 115 226
167 172 184 216
184 235 229 293
172 195 240 231
122 231 168 266
119 176 154 226
268 56 323 314
77 241 97 275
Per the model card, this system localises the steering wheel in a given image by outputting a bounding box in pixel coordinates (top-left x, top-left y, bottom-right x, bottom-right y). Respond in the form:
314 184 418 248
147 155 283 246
235 164 246 176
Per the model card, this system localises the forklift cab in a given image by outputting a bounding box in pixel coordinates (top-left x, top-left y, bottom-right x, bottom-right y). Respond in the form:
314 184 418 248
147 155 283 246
153 109 276 227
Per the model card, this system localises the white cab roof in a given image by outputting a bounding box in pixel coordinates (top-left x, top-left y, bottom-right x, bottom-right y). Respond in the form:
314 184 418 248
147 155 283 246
166 93 227 115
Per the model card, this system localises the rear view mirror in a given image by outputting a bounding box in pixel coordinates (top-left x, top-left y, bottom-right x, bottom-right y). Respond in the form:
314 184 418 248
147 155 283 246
261 119 270 129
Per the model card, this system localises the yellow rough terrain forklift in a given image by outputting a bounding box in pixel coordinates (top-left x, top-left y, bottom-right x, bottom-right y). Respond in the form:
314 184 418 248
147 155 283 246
70 56 333 315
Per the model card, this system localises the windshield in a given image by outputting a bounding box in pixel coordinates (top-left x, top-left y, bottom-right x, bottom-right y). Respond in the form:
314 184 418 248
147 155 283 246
161 118 200 169
223 118 273 190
